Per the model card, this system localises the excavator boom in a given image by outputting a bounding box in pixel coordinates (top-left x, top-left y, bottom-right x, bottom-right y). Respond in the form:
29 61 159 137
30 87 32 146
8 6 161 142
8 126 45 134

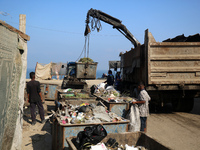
85 8 140 48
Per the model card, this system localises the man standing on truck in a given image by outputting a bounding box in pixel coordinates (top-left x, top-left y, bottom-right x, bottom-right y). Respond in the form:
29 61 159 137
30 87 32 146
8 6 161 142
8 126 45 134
132 81 151 132
27 72 45 125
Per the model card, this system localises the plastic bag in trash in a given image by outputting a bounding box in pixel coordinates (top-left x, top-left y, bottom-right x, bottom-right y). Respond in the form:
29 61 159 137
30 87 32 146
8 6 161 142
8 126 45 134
97 82 106 89
105 86 114 91
125 144 138 150
91 143 107 150
75 124 107 150
78 105 90 113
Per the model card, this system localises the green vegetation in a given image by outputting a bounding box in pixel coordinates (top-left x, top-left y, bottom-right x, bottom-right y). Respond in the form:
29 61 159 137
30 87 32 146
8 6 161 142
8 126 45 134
78 57 94 63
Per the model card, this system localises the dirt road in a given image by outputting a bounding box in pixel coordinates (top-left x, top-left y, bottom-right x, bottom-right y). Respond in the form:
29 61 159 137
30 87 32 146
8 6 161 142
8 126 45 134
147 98 200 150
22 101 53 150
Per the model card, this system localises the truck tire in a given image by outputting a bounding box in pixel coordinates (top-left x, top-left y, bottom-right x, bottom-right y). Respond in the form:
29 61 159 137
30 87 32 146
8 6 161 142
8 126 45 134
172 98 194 112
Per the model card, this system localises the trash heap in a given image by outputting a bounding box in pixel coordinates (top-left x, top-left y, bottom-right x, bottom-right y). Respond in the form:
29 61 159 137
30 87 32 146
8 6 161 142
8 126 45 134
93 83 120 97
73 124 147 150
56 101 126 125
106 96 136 103
90 141 147 150
93 83 137 103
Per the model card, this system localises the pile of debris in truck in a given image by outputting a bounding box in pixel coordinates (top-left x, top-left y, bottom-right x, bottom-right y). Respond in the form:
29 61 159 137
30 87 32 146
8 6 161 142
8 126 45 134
163 33 200 42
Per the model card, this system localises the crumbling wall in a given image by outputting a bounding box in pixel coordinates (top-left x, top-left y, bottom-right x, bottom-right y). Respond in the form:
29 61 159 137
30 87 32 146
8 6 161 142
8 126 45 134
10 34 27 150
0 24 22 150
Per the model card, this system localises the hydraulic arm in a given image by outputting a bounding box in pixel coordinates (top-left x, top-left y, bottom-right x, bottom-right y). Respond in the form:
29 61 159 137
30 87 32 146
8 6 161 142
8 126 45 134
85 8 140 48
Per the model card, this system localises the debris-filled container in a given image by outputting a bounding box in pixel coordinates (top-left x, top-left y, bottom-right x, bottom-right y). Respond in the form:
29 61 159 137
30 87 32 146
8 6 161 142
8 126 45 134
76 62 98 79
57 89 96 101
25 83 59 101
66 132 170 150
92 84 136 117
96 95 135 117
52 100 130 150
42 84 59 100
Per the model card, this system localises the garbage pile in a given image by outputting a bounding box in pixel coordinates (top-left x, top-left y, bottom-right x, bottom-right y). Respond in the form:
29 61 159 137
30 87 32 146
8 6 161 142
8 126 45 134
90 141 147 150
92 83 137 103
93 83 120 97
73 124 147 150
55 101 126 125
163 33 200 42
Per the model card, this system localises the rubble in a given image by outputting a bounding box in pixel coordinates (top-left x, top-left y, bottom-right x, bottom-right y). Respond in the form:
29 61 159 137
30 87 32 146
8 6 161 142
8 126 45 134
163 33 200 42
93 83 136 103
54 101 126 125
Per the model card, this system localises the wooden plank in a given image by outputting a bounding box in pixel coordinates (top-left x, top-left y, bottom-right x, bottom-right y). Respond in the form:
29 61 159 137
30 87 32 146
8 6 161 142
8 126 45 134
0 20 30 41
150 42 200 47
150 55 200 60
151 67 200 72
150 79 200 85
151 61 200 67
150 73 166 77
150 47 200 56
196 72 200 77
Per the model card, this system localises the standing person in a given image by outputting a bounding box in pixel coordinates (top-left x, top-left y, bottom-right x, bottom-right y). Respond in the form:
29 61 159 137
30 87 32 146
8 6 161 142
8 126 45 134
132 81 151 132
27 72 45 125
115 72 122 91
104 70 114 88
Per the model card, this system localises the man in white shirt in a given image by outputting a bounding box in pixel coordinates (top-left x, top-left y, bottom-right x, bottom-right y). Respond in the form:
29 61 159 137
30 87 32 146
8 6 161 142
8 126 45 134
132 81 151 132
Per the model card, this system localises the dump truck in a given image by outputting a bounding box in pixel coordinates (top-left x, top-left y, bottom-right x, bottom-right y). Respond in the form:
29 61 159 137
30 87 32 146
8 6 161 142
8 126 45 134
121 29 200 112
85 8 200 111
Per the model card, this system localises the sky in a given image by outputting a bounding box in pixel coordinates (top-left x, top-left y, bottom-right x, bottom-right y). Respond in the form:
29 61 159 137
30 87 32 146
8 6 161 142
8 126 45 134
0 0 200 70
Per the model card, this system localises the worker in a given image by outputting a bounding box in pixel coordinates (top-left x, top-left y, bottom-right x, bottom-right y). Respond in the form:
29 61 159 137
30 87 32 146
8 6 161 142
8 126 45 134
115 71 122 91
104 70 114 88
132 81 151 132
26 72 45 125
101 73 107 78
69 68 76 77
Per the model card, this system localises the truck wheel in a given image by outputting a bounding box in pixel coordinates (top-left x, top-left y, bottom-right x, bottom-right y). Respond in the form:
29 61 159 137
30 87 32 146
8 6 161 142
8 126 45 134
172 98 194 112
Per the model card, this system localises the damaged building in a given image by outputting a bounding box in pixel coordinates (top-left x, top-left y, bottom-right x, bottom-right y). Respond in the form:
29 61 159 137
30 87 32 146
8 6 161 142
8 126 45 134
0 15 30 150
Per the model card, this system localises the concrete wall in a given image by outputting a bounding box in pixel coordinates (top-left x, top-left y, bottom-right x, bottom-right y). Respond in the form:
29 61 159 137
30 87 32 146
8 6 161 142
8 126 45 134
0 16 28 150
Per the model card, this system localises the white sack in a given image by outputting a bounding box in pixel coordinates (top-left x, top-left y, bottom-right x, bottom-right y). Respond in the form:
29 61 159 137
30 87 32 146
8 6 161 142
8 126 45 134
105 86 114 91
97 82 106 89
125 144 138 150
126 105 140 132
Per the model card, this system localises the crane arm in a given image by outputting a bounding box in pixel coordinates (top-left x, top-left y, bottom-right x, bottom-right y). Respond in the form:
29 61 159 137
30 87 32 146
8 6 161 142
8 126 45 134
85 8 140 48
